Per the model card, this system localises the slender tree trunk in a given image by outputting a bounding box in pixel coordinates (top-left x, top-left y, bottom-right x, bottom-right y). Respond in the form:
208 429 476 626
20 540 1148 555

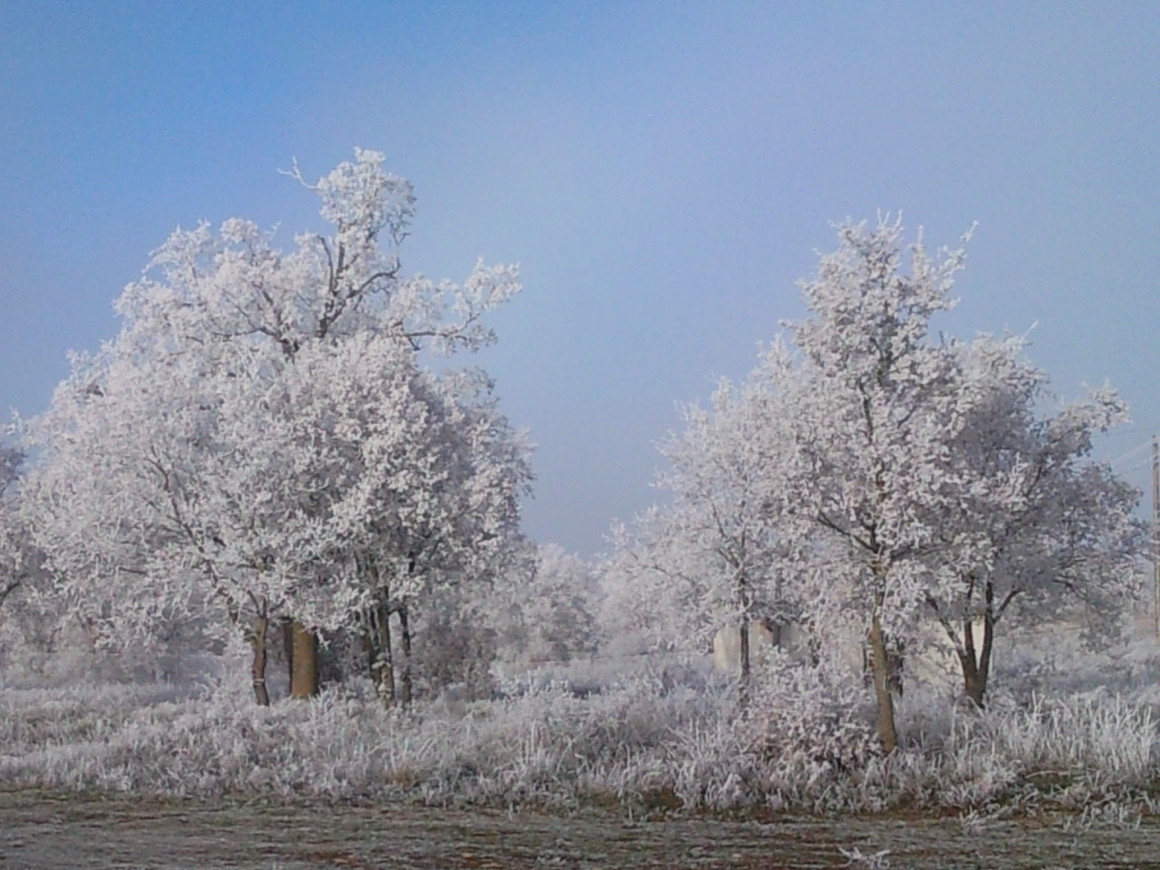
359 556 397 706
367 600 396 707
867 613 898 753
959 615 980 707
976 609 994 704
886 637 905 698
803 617 822 668
289 620 319 699
771 577 784 650
397 603 414 707
962 661 987 710
282 617 295 688
737 572 753 710
739 618 751 710
960 605 995 710
249 616 270 707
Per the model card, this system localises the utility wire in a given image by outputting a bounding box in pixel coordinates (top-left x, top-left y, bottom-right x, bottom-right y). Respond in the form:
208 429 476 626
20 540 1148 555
1110 439 1153 469
1120 457 1153 476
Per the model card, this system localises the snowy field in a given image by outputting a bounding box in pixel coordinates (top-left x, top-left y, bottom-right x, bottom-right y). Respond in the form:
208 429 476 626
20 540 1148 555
2 621 1160 867
3 618 1160 812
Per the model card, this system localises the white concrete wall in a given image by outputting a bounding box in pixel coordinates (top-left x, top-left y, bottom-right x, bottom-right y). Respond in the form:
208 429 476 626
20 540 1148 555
711 621 811 673
711 617 991 694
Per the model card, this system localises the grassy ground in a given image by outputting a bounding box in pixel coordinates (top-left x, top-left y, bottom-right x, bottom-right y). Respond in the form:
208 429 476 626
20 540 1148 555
2 618 1159 820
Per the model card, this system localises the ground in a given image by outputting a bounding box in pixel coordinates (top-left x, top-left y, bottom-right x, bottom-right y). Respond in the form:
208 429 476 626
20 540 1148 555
4 789 1160 869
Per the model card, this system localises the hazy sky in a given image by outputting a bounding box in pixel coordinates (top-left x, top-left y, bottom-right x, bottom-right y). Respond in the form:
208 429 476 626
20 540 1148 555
2 2 1159 556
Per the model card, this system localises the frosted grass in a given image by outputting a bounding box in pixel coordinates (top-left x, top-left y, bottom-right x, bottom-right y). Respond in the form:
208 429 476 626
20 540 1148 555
3 667 1159 815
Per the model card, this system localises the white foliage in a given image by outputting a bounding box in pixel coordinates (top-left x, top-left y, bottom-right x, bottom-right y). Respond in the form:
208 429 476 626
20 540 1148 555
922 333 1143 677
601 351 805 661
492 543 601 668
780 219 973 643
21 150 531 692
746 648 876 771
609 216 1143 747
0 444 35 623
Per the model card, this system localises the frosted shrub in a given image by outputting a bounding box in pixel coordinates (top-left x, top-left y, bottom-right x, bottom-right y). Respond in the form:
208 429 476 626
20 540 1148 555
747 649 876 771
477 673 713 804
0 674 713 808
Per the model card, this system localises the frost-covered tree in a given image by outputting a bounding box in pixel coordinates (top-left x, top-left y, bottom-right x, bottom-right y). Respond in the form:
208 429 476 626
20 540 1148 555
0 444 33 620
735 219 1139 738
25 337 300 700
924 335 1142 708
297 347 531 705
601 509 714 656
609 359 803 700
5 430 176 682
491 543 600 668
609 218 1140 750
24 149 529 704
765 218 970 750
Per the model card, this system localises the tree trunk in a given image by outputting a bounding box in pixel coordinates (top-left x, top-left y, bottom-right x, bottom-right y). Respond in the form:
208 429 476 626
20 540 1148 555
769 619 783 649
282 617 295 684
367 601 396 707
867 613 898 753
249 616 270 707
977 609 994 704
963 661 987 709
289 620 319 699
886 638 905 698
738 618 751 710
959 607 995 710
397 603 414 707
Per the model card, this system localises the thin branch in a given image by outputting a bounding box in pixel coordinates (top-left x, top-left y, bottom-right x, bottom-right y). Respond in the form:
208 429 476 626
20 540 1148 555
0 578 20 610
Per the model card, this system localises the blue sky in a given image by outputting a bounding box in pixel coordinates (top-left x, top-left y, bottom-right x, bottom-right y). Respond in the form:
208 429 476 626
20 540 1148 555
2 2 1159 555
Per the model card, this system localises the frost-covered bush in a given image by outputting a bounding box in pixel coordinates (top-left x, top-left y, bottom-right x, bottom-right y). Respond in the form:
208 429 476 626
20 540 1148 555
0 603 217 689
409 591 500 701
0 682 192 752
994 622 1160 705
747 649 876 772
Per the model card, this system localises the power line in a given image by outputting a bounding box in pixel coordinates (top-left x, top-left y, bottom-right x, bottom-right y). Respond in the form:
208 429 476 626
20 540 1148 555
1121 457 1153 476
1109 439 1153 468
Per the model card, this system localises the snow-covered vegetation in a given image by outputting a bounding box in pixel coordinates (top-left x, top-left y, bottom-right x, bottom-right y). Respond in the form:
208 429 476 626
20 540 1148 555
0 153 1153 817
2 630 1160 815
